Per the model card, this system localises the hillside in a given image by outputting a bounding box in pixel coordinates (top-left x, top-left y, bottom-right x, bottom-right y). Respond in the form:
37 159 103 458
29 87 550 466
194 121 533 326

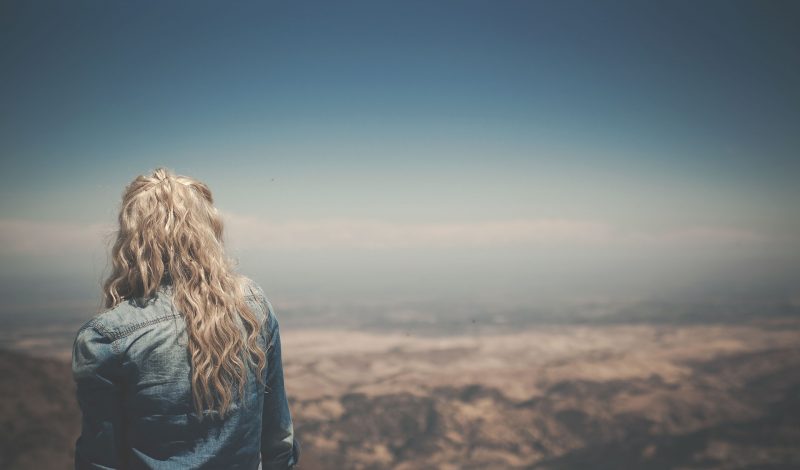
2 318 800 469
0 349 79 470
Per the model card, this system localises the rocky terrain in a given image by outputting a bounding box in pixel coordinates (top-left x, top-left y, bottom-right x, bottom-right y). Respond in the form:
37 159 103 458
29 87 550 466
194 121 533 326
1 315 799 469
0 349 78 469
281 319 800 469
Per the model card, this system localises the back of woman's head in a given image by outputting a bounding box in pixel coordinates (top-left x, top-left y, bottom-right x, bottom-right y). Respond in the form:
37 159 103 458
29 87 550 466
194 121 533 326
103 167 266 419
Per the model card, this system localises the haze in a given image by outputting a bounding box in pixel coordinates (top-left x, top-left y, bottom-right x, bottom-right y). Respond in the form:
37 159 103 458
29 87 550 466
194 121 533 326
1 1 798 319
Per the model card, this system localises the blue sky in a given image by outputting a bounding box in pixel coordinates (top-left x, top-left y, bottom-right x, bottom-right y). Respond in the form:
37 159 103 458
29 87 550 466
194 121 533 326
1 1 798 314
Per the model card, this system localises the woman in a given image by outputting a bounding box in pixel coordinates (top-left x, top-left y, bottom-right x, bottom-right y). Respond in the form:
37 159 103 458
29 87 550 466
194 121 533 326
72 168 300 469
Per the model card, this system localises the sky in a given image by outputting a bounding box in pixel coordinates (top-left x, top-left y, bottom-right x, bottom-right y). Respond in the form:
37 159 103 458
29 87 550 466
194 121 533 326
1 0 799 317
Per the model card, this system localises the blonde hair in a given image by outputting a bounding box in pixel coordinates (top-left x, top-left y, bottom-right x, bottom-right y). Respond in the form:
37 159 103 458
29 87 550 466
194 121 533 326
102 167 266 419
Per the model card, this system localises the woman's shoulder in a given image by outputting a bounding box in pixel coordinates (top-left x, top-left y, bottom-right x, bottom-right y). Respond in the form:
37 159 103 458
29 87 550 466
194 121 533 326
75 293 180 345
240 275 266 301
239 275 275 323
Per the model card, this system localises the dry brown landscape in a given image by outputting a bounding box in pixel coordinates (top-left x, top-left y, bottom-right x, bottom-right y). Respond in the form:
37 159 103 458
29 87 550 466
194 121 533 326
1 312 800 469
281 319 800 469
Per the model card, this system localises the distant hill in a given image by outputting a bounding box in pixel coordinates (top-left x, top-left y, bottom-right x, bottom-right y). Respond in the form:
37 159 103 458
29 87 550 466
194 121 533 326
0 349 79 470
3 318 800 469
290 348 800 469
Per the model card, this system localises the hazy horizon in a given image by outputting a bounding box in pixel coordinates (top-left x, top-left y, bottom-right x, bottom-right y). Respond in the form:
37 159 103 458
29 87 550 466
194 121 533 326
2 1 799 319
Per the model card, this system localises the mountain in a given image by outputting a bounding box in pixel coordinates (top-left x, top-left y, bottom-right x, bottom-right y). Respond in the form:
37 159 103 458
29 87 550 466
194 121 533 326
0 349 79 470
2 317 800 469
290 348 800 469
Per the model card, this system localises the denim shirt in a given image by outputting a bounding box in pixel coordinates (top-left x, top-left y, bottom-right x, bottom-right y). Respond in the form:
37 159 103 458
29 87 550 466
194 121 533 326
71 279 300 469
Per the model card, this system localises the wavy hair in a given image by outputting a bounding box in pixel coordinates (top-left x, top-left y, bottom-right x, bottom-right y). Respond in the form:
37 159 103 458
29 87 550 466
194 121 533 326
102 167 266 419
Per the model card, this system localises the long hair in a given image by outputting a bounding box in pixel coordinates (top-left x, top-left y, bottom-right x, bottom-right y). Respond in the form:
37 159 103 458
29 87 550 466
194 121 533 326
102 167 266 419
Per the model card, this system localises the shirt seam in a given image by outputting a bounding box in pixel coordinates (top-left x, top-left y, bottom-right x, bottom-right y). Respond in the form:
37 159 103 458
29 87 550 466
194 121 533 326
102 314 182 341
88 297 265 343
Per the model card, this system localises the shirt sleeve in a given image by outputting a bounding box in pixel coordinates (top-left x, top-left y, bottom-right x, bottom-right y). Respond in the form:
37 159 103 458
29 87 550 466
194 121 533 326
260 298 300 469
72 321 127 469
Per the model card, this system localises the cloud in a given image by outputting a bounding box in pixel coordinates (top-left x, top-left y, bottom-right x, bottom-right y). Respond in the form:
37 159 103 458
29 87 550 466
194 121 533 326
222 213 769 251
623 226 767 246
224 214 615 250
0 219 113 256
0 216 770 257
